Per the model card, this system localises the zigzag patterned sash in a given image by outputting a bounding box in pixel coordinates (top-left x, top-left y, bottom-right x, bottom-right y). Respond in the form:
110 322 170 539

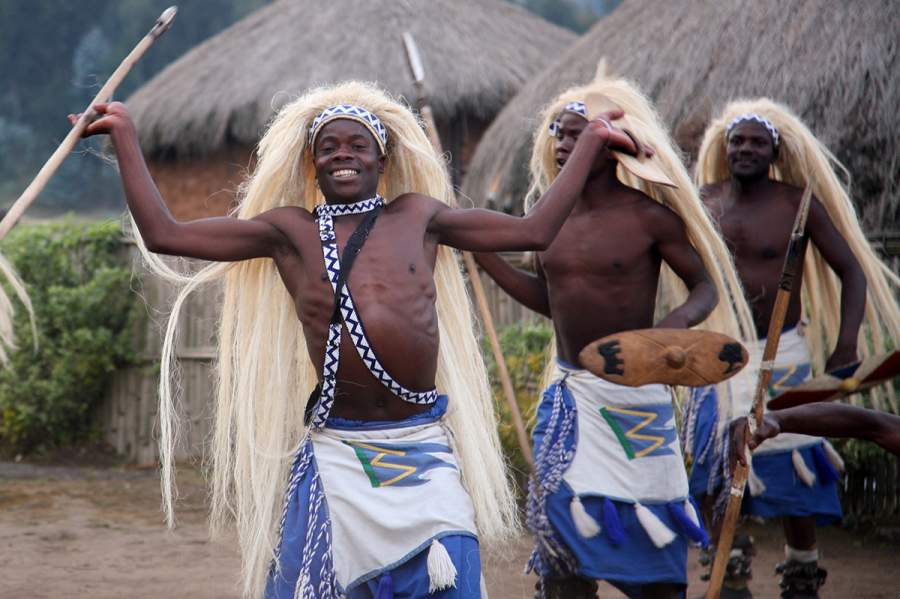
309 196 437 428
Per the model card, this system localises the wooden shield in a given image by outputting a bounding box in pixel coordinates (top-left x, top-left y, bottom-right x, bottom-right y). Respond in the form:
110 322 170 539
767 350 900 410
583 93 678 189
579 328 748 387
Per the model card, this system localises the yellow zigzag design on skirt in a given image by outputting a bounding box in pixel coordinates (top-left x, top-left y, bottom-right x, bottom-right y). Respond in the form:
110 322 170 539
603 406 665 459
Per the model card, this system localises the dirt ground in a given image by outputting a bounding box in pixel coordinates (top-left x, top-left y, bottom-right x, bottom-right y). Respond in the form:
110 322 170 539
1 460 898 599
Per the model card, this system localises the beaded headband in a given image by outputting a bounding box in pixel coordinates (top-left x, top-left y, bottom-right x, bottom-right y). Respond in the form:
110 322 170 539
726 113 780 147
309 104 388 154
548 101 587 136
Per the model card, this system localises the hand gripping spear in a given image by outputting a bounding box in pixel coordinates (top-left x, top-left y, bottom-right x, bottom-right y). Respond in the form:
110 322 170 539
401 32 534 468
0 7 176 363
0 6 177 240
705 180 815 599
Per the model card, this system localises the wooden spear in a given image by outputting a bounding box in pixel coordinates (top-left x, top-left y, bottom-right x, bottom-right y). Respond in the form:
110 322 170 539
705 180 814 599
401 32 534 468
0 6 178 240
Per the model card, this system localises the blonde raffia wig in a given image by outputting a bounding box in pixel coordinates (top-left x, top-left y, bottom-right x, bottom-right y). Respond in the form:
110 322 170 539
131 81 518 597
696 98 900 412
528 76 757 385
0 253 35 363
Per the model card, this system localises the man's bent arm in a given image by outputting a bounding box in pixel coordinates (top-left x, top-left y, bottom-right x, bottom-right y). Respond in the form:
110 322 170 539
473 252 551 317
652 207 718 328
87 103 290 262
806 198 866 369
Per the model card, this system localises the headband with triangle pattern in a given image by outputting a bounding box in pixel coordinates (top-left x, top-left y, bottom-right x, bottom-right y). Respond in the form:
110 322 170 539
309 104 388 154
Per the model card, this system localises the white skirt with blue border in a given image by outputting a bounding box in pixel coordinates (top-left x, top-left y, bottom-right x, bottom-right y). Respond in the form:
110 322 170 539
527 360 706 588
265 396 482 598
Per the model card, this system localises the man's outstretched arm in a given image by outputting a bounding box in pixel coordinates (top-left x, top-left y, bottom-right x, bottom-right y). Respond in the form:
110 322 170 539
732 403 900 459
426 111 634 253
73 102 291 262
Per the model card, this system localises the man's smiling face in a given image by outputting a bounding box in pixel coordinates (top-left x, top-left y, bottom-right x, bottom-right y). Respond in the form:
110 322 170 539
313 119 385 204
726 120 777 182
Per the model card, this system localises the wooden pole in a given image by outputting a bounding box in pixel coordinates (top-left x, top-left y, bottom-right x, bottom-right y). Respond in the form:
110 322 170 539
705 180 814 599
401 32 533 467
0 7 178 241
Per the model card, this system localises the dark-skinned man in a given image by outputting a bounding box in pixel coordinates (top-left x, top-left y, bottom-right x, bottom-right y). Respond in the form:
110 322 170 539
475 76 755 599
73 81 640 599
686 99 900 599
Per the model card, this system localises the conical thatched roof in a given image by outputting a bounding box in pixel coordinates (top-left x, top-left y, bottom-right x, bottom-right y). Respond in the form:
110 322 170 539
462 0 898 229
126 0 575 158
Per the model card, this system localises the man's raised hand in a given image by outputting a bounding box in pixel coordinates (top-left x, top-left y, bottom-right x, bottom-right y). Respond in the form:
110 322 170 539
67 102 133 138
581 109 641 156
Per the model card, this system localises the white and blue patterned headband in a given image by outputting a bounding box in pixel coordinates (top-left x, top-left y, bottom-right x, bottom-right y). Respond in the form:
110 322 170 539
548 101 587 136
726 113 780 147
309 104 388 155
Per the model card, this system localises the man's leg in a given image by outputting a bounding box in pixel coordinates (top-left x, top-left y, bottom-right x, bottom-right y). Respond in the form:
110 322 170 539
777 517 826 599
782 516 816 550
536 576 598 599
641 582 683 599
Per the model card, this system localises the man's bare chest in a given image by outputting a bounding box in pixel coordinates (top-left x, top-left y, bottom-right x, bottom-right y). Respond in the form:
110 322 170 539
541 213 656 279
719 208 793 264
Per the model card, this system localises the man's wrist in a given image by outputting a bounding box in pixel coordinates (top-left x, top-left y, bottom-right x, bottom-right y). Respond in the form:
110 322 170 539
109 121 138 145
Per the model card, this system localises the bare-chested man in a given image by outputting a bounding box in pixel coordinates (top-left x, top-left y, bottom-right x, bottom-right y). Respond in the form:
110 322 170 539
75 82 637 598
475 78 751 599
687 103 876 599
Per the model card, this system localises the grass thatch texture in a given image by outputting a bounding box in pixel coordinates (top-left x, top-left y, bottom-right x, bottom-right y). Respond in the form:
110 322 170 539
126 0 575 160
461 0 898 229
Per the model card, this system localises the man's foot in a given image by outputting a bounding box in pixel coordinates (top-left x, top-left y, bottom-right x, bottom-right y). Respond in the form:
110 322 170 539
775 559 827 598
535 576 599 599
696 535 755 598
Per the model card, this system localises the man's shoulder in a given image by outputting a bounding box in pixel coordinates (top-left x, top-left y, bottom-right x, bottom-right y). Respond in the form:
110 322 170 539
771 179 806 198
630 190 679 220
254 205 313 225
700 180 729 200
388 192 447 217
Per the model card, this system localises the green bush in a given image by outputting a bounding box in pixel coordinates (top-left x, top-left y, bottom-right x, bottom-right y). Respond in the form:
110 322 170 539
0 220 136 454
482 321 553 487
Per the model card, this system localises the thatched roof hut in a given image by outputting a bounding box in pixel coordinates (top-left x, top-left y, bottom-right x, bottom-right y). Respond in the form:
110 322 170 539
126 0 575 219
462 0 898 229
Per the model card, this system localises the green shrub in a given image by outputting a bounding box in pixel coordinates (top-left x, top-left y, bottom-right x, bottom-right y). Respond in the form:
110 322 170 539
0 220 136 454
482 321 553 487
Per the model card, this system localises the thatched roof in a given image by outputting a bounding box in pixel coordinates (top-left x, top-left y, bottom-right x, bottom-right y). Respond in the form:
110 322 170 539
126 0 575 159
461 0 898 229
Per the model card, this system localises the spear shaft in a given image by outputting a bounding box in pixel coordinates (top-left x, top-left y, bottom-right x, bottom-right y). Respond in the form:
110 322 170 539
0 7 178 240
706 180 814 599
401 32 534 468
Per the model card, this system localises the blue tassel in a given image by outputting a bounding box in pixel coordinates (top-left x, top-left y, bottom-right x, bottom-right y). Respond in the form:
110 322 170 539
602 497 625 545
375 572 393 599
667 501 709 547
811 443 840 484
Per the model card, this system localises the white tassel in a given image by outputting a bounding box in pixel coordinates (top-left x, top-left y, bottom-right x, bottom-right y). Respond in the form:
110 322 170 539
823 440 845 473
634 502 676 548
792 448 816 487
426 539 457 592
480 574 489 598
684 500 701 528
570 496 601 538
747 453 767 496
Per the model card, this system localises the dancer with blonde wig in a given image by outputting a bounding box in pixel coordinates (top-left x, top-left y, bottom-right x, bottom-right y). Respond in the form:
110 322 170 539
475 76 755 599
71 80 639 598
686 98 900 598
